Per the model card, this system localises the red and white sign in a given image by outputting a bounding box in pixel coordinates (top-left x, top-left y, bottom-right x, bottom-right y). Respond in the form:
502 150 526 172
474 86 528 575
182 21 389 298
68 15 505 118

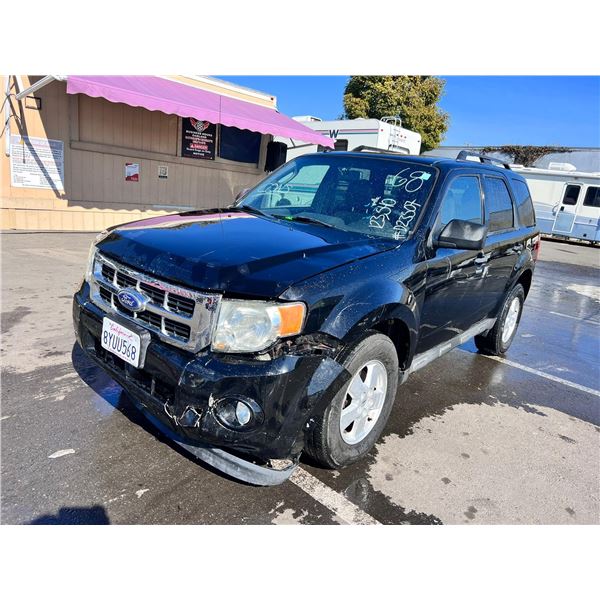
125 163 140 182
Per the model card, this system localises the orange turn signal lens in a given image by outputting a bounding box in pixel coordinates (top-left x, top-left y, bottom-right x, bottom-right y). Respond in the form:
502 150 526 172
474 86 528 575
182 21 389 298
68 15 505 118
276 303 306 337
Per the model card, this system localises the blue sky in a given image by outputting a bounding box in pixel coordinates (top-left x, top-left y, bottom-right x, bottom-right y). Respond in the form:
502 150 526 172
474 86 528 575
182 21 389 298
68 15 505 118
223 76 600 147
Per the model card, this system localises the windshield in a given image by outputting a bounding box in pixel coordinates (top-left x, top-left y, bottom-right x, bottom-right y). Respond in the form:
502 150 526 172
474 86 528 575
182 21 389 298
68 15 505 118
239 154 437 241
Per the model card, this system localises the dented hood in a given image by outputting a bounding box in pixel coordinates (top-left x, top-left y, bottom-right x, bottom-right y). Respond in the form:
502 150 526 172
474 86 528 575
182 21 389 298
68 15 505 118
96 209 394 298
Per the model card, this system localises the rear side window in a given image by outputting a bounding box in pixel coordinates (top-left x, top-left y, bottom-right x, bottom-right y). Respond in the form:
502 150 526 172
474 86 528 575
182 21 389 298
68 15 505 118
562 185 581 206
438 176 483 228
583 186 600 208
483 177 514 232
511 179 536 227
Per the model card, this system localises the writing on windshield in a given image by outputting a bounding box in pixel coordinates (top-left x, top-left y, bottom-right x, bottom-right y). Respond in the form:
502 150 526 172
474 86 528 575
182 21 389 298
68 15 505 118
240 155 437 241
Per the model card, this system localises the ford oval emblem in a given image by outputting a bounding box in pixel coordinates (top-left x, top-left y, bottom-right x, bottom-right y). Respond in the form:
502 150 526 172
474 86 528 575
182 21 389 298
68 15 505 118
117 288 147 312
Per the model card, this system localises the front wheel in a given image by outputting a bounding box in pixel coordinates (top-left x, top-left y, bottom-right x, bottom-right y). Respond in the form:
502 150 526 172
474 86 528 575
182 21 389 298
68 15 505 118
304 332 399 469
474 283 525 356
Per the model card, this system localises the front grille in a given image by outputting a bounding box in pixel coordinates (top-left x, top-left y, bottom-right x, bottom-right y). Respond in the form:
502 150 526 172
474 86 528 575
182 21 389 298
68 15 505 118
99 285 112 304
89 252 221 352
164 319 192 339
102 263 116 281
136 309 163 330
140 281 165 305
116 271 137 288
166 294 195 317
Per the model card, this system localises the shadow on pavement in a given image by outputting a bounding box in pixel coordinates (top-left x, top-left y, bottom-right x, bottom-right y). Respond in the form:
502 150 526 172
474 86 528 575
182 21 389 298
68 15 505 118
31 505 110 525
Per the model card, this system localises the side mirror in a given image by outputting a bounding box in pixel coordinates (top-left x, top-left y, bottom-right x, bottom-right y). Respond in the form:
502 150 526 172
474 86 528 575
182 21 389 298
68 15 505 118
234 188 250 204
436 219 486 251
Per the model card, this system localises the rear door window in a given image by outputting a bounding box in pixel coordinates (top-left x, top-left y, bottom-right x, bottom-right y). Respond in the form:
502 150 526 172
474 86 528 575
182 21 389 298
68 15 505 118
511 179 536 227
583 186 600 208
483 176 514 232
562 184 581 206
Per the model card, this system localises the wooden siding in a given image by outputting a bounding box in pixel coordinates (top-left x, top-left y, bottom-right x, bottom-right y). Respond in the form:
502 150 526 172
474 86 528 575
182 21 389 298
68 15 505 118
1 75 268 231
79 95 179 155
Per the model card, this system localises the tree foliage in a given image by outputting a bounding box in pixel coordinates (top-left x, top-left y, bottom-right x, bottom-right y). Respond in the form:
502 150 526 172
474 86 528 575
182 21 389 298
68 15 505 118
481 145 570 167
343 76 449 152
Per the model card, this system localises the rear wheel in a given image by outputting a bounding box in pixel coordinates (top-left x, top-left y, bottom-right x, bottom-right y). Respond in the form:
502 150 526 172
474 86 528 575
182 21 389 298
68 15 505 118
304 332 398 469
474 284 525 356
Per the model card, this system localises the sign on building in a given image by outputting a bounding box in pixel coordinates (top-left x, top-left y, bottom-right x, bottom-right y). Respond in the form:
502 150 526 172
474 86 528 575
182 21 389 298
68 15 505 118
125 163 140 182
10 135 64 191
181 117 216 160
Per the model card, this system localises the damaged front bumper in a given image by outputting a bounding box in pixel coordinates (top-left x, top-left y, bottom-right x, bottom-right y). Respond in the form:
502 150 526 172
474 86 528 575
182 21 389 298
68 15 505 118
73 282 349 485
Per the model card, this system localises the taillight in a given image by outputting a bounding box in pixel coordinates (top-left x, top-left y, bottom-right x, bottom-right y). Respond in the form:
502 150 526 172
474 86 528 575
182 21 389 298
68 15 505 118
532 235 541 261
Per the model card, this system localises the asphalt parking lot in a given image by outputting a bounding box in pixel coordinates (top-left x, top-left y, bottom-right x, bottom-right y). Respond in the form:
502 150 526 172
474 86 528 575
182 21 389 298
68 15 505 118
1 232 599 525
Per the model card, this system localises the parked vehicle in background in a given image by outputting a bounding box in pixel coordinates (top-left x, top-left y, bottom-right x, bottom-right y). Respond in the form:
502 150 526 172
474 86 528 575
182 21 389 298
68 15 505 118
278 116 422 161
512 164 600 245
73 150 539 486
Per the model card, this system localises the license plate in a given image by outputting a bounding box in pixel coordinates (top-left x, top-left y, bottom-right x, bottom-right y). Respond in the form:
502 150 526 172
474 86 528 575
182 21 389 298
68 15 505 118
101 317 141 368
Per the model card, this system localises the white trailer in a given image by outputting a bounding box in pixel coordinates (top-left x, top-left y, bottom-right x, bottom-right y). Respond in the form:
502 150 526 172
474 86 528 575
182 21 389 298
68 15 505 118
277 116 422 160
512 164 600 244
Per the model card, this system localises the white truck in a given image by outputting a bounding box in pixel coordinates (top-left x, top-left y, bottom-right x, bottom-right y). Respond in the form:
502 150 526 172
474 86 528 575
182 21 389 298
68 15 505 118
511 164 600 244
277 116 422 160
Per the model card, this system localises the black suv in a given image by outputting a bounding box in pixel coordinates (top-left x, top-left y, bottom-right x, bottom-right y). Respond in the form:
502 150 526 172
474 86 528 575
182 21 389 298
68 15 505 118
73 151 540 484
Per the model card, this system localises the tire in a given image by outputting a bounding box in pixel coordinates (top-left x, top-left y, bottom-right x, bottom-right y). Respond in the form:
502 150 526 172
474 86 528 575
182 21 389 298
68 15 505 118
304 332 399 469
474 284 525 356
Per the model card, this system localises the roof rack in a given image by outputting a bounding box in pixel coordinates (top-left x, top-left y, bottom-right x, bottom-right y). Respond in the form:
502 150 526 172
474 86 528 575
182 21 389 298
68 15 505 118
352 145 407 155
456 150 511 170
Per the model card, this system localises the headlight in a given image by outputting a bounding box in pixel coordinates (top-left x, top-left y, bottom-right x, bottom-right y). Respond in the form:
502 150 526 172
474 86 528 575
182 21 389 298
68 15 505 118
84 229 112 282
84 243 97 283
212 300 305 353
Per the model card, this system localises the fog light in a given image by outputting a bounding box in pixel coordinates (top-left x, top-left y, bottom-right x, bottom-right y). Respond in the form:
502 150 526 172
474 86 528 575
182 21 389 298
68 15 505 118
235 401 252 426
213 396 264 431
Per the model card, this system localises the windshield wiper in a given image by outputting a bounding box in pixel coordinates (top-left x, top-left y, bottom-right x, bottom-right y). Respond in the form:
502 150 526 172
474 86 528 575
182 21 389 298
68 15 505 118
240 208 336 229
282 215 335 229
239 205 268 217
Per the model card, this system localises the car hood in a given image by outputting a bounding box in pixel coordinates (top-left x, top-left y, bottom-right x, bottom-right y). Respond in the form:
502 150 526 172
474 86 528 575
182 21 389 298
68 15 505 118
96 209 395 298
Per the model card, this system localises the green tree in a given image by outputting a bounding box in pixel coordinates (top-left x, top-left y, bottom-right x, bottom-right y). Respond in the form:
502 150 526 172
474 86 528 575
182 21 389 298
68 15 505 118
481 145 570 167
343 76 449 152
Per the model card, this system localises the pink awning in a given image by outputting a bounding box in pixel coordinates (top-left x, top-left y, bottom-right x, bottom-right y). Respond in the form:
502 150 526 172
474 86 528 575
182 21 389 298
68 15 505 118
66 75 334 148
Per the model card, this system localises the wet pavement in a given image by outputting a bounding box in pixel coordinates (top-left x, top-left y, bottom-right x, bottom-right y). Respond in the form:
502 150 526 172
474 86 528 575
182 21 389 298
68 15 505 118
1 233 599 524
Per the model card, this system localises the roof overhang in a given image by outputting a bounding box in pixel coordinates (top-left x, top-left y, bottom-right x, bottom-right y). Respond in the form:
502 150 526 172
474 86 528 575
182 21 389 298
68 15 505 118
66 75 334 148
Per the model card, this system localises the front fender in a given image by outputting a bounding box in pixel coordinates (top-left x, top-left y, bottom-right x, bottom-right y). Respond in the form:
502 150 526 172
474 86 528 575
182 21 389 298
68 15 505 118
281 250 419 360
320 279 418 346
